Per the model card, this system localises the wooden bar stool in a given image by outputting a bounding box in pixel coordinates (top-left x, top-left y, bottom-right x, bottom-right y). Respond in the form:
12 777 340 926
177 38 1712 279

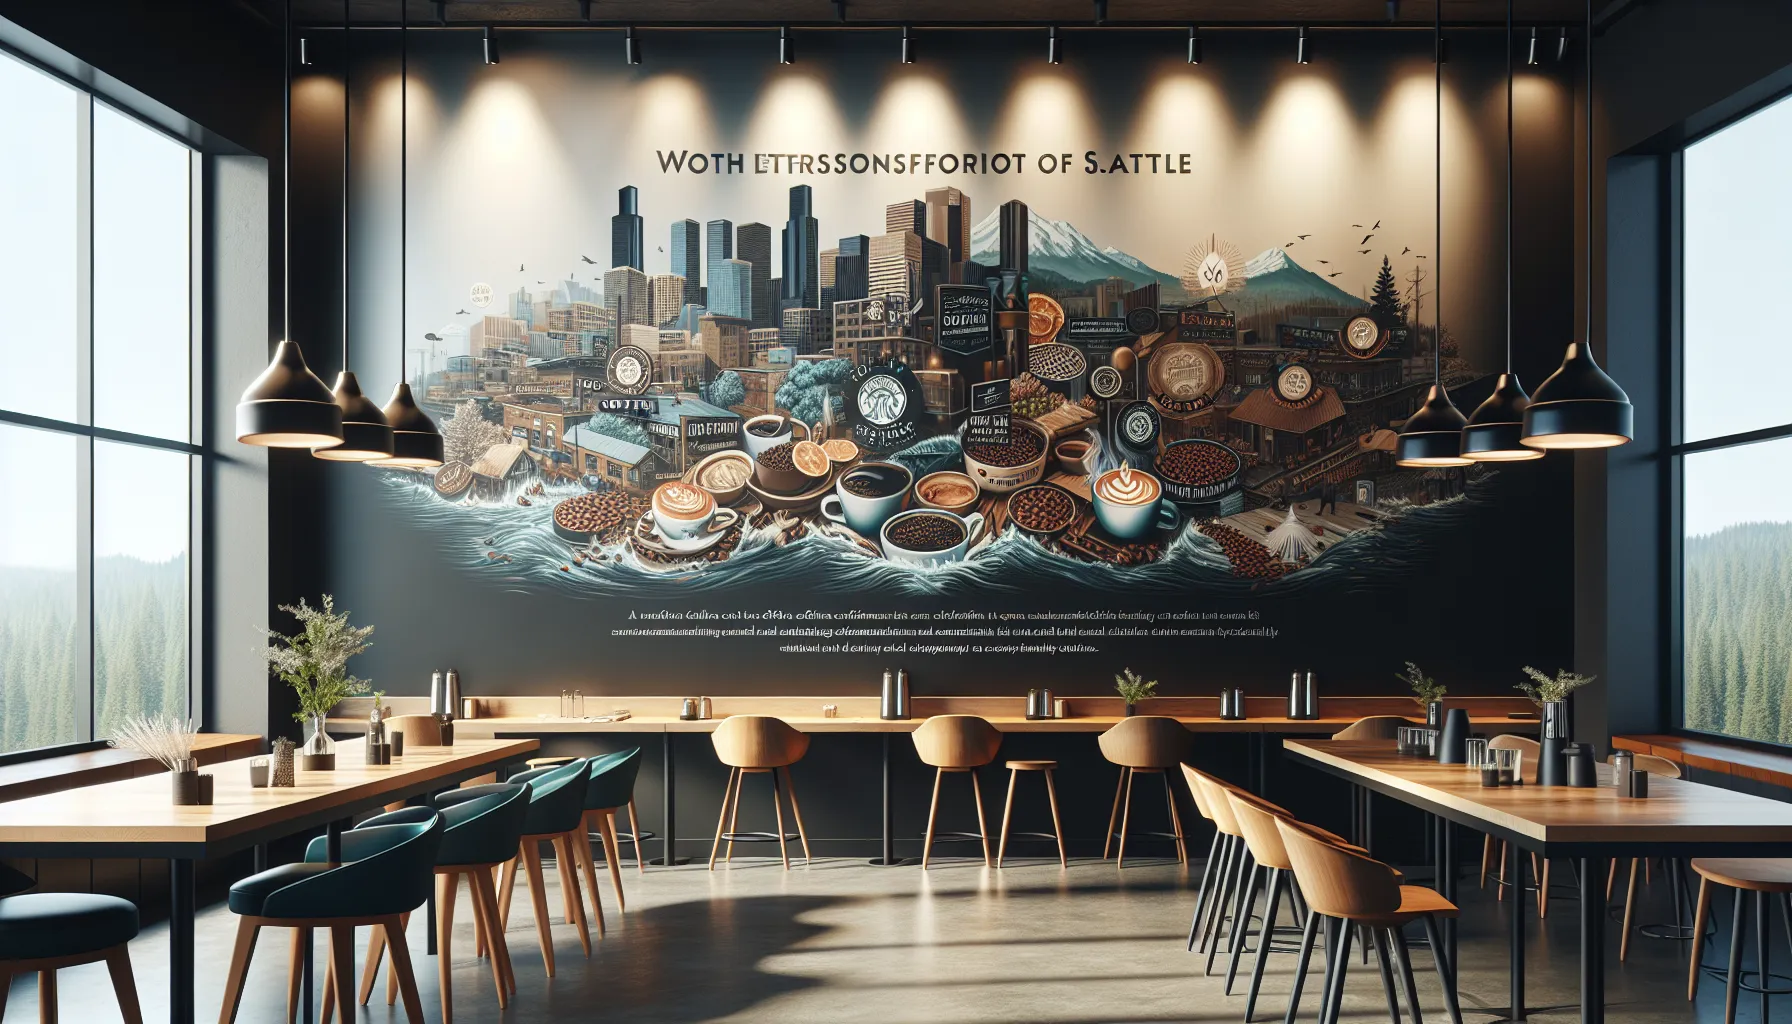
1687 858 1792 1023
709 716 813 870
1479 734 1547 909
997 760 1067 869
912 716 1003 869
1277 818 1465 1024
1331 716 1408 741
1180 765 1226 953
1187 770 1251 974
525 753 652 878
0 865 142 1024
1224 788 1313 1019
1609 753 1688 960
1097 716 1191 868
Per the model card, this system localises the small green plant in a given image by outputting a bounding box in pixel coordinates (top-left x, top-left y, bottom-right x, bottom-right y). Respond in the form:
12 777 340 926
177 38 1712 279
260 595 374 722
1115 668 1159 706
1397 661 1447 706
1517 666 1596 705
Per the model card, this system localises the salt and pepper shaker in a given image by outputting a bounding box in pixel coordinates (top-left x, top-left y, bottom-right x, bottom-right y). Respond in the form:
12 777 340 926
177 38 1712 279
1609 748 1634 789
698 696 712 720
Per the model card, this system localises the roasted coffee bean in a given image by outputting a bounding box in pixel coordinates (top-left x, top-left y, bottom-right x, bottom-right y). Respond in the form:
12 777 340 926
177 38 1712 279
887 513 966 552
963 426 1044 468
1157 440 1240 486
553 491 650 535
1009 485 1076 533
758 441 796 471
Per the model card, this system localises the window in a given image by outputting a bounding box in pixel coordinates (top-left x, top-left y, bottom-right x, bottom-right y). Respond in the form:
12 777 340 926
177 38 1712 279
1678 90 1792 745
0 50 200 754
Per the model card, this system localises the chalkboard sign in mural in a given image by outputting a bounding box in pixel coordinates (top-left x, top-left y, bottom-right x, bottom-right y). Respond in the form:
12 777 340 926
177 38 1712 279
934 285 993 358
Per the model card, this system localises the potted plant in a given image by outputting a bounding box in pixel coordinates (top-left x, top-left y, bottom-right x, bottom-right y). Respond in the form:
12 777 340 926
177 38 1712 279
261 595 373 771
1398 662 1448 727
1115 668 1158 717
1518 666 1595 745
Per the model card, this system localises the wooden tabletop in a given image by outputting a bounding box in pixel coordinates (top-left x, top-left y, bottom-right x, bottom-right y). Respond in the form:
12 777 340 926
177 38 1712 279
0 737 537 859
446 712 1540 736
0 733 263 804
1284 739 1792 855
1613 734 1792 791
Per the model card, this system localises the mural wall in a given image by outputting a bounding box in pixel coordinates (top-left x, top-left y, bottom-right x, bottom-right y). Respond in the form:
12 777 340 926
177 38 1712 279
304 28 1578 695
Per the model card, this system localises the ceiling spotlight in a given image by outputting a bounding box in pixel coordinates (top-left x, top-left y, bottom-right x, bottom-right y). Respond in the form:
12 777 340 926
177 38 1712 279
432 1 445 26
1048 26 1062 64
901 26 914 64
298 36 312 66
1187 26 1201 65
626 26 640 65
578 0 591 20
1556 26 1569 61
1527 26 1539 65
482 25 499 65
1296 26 1309 64
1386 1 1399 20
779 26 793 65
1093 0 1108 25
833 0 847 22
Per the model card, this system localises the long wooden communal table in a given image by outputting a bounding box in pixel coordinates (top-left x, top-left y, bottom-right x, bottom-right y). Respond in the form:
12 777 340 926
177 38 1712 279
423 695 1536 868
1283 739 1792 1024
0 735 537 1024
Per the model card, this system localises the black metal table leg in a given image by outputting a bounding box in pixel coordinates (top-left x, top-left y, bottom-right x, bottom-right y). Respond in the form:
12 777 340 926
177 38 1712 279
869 733 903 865
1437 816 1456 978
1579 855 1605 1024
1509 839 1526 1021
169 858 195 1024
652 731 684 865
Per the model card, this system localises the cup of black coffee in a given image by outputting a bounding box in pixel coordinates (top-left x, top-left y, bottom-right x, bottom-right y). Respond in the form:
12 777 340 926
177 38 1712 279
743 414 802 458
820 461 912 537
880 508 986 567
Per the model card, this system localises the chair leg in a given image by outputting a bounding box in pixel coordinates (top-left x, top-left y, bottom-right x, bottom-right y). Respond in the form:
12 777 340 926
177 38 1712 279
1689 876 1712 1000
383 915 425 1024
1420 913 1464 1024
36 970 55 1024
1321 917 1355 1024
599 811 626 911
553 836 593 957
573 811 606 934
1209 846 1253 976
1620 859 1641 961
970 769 992 868
471 868 514 1004
1225 863 1263 994
922 768 943 871
1243 868 1284 1021
1538 858 1551 919
1188 830 1221 951
1283 910 1322 1024
783 767 814 864
725 770 746 864
522 843 558 977
437 874 457 1023
997 768 1018 868
217 918 259 1024
386 914 406 1006
285 928 307 1024
1607 858 1618 901
1496 841 1508 901
1372 927 1403 1024
498 854 520 930
1199 836 1237 959
1103 769 1124 860
1043 768 1067 869
327 927 355 1024
1163 773 1187 864
709 767 739 870
771 767 792 870
1117 768 1137 868
358 919 387 1005
1391 926 1426 1024
1725 886 1747 1024
628 799 647 874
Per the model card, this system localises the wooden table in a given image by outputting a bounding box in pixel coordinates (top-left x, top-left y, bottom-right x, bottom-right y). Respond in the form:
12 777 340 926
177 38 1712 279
0 736 538 1024
1283 739 1792 1024
0 734 262 804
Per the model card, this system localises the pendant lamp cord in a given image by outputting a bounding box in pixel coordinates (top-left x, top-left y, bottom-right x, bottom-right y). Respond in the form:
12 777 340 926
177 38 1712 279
401 0 408 385
282 0 291 345
1433 0 1442 385
1505 0 1514 373
1584 0 1594 355
342 0 351 371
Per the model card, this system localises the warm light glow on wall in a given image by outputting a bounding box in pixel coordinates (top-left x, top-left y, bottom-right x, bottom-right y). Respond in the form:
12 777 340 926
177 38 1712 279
864 72 969 155
1248 75 1360 220
628 73 716 153
743 72 846 155
1124 68 1235 194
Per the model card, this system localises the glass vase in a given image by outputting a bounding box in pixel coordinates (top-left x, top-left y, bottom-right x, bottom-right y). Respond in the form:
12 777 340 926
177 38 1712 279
299 712 336 770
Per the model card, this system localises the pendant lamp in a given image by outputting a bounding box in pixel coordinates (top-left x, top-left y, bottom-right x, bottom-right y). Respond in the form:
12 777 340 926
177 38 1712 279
1395 4 1471 469
314 2 394 461
237 0 343 449
1462 0 1542 461
1521 0 1633 449
370 0 444 468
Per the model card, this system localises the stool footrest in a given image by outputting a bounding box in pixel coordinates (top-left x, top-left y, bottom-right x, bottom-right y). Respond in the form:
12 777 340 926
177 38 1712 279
925 831 989 845
720 831 801 844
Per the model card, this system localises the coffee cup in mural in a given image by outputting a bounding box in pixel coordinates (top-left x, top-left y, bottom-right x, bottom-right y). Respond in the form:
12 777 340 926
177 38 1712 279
742 414 805 458
880 508 986 568
914 471 981 516
1092 466 1179 541
820 461 912 537
651 481 722 541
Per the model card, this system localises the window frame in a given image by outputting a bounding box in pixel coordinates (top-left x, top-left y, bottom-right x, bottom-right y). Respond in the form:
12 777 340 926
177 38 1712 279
0 44 205 756
1670 83 1792 749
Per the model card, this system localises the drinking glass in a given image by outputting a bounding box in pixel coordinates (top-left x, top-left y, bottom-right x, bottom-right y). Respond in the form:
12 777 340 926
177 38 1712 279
1420 728 1440 758
1464 737 1489 769
1492 747 1521 786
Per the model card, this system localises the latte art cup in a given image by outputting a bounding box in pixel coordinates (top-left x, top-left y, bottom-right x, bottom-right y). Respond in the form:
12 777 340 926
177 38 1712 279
651 481 719 541
1091 468 1179 541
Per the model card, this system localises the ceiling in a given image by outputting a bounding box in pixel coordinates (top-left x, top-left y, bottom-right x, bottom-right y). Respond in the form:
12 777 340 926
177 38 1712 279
249 1 1619 28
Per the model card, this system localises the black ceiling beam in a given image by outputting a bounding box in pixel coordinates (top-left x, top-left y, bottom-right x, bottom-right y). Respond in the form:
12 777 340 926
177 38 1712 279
294 20 1586 31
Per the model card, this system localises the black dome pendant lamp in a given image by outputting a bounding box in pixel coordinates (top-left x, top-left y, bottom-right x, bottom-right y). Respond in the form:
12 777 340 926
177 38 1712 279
1463 0 1542 461
370 0 444 469
1521 0 1633 449
1396 2 1471 469
236 0 343 450
314 2 394 462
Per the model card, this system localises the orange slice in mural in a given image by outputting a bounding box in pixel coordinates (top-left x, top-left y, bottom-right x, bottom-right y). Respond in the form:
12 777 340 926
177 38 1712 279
792 440 832 479
1028 294 1065 343
821 438 861 464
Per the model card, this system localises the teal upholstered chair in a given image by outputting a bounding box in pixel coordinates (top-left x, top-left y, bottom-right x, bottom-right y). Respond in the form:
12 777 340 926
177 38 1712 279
305 786 530 1024
569 748 645 924
217 814 443 1024
439 758 593 976
0 863 143 1023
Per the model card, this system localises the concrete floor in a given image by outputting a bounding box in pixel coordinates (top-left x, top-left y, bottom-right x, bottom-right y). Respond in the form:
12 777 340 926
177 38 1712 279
4 847 1781 1023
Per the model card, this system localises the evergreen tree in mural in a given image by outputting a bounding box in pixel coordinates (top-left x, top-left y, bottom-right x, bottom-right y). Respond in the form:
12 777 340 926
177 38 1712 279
775 359 853 426
443 400 508 465
1370 256 1404 326
706 370 746 410
587 413 651 448
1683 522 1792 744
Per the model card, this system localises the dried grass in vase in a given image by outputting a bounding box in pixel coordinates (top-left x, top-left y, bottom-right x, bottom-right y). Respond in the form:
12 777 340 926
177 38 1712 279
111 713 200 771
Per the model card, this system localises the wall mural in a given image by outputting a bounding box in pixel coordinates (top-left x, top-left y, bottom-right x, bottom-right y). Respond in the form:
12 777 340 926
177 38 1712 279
330 31 1571 686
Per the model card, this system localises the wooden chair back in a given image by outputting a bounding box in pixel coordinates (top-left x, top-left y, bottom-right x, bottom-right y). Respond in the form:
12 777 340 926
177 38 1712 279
710 715 810 769
911 715 1002 769
386 714 446 746
1611 752 1682 779
1490 733 1542 784
1226 789 1294 871
1191 772 1244 838
1331 715 1408 741
1097 716 1191 768
1276 816 1402 919
1180 764 1213 820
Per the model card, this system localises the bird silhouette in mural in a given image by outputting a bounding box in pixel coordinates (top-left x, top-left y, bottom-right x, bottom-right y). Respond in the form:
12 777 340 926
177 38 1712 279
1351 223 1364 228
1327 271 1344 278
1298 234 1311 240
1317 259 1331 265
1372 220 1382 230
424 332 442 341
519 263 525 272
1401 246 1412 255
455 308 470 315
1284 241 1296 248
537 280 546 284
1359 233 1375 245
1358 248 1372 254
580 255 596 264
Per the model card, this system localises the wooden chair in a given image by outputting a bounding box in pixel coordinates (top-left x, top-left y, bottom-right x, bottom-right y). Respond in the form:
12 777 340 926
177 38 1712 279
569 748 645 925
1479 734 1546 909
1277 818 1465 1024
0 865 142 1024
1180 765 1225 953
1687 859 1792 1023
911 716 1003 869
1608 753 1686 960
709 716 812 870
996 760 1067 869
385 714 448 747
1331 715 1409 741
1225 788 1313 1021
1097 716 1191 868
1186 770 1251 975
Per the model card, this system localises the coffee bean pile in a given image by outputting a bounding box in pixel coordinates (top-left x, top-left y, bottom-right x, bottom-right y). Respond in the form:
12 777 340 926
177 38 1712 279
554 491 650 537
1157 441 1241 486
1198 521 1288 580
964 425 1044 468
1009 485 1076 533
886 513 966 552
758 441 796 472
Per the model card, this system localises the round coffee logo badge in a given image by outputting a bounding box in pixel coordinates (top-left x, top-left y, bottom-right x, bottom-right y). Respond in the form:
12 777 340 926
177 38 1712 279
1089 365 1125 400
469 282 493 308
1342 315 1388 359
605 344 655 396
846 361 923 452
1125 306 1160 335
1274 363 1318 406
1116 401 1162 451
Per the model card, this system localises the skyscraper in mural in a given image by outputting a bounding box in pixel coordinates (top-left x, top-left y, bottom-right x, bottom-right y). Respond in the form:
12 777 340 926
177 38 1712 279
781 185 819 311
604 266 650 326
835 234 869 303
924 187 971 267
705 219 733 286
611 186 643 271
708 258 753 321
737 222 773 329
869 230 921 304
649 273 686 328
669 219 700 306
886 200 925 236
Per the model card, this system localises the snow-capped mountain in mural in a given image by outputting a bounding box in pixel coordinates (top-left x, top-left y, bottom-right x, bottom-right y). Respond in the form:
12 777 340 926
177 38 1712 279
1236 247 1368 309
